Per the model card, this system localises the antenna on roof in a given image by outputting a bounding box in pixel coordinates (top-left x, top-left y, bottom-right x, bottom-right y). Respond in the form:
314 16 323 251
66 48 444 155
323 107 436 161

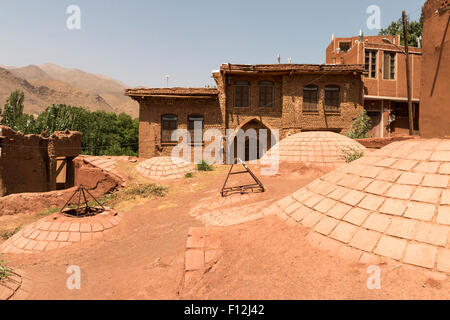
359 29 364 42
287 57 292 64
277 54 281 64
164 75 170 88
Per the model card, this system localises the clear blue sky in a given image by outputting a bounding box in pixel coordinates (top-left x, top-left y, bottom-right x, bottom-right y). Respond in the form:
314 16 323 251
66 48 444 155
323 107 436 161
0 0 424 88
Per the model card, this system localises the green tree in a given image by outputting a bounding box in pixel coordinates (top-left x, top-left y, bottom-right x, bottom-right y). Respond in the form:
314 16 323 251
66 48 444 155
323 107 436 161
0 90 36 134
2 92 139 156
347 110 372 139
379 12 424 47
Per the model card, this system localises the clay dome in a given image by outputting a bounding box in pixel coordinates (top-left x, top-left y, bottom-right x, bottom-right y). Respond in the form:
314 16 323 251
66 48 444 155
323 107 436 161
135 156 195 180
274 139 450 274
262 131 366 167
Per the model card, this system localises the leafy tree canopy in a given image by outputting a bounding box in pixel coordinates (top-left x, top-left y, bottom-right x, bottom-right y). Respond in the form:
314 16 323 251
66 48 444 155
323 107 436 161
379 11 424 47
0 90 139 156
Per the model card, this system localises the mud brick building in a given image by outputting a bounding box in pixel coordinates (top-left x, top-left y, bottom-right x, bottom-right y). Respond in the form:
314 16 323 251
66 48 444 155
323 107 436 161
126 63 365 160
326 34 422 138
420 0 450 138
0 126 81 197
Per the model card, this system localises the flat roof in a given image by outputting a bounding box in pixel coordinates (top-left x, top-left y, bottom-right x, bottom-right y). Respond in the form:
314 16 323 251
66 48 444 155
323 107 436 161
125 87 218 98
219 63 365 74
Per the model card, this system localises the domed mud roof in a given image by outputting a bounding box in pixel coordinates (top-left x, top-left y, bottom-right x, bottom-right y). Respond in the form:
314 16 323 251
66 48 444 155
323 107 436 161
262 131 366 168
273 139 450 274
135 156 194 181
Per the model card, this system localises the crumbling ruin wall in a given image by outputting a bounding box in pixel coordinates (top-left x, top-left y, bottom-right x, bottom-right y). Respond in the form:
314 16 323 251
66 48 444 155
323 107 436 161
0 125 82 197
0 126 49 197
0 156 123 216
420 0 450 138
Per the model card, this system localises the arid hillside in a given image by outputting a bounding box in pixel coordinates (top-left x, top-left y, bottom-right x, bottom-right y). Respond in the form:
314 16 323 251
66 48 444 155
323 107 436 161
1 64 138 118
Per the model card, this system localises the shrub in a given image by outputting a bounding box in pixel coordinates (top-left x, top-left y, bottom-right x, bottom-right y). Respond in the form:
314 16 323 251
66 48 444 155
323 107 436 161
123 183 169 200
185 172 194 179
197 160 213 171
347 109 373 139
1 225 22 240
0 256 12 281
341 147 365 163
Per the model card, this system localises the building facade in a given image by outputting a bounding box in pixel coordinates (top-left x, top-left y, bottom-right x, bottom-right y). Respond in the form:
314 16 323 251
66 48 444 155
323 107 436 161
420 0 450 138
326 34 422 137
126 64 365 161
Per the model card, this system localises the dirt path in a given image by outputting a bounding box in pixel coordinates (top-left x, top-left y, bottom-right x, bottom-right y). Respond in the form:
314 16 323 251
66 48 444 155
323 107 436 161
3 162 327 299
2 160 448 300
181 216 450 300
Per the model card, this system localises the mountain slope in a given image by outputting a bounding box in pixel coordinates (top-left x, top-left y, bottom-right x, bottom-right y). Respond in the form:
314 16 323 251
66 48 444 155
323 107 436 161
0 64 138 117
0 67 115 116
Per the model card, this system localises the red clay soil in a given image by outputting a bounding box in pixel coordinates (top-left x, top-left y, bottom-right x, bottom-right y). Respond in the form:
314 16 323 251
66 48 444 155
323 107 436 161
355 136 418 149
181 216 450 300
2 162 449 300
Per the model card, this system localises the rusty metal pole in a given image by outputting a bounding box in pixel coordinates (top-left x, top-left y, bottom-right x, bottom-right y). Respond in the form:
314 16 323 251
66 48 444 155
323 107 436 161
402 10 414 136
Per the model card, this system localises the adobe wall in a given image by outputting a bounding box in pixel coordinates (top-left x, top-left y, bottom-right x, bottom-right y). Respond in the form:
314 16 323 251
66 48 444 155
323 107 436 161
420 0 450 138
0 156 122 216
221 73 363 140
223 74 284 136
280 73 364 137
0 126 49 197
0 126 81 197
138 96 223 159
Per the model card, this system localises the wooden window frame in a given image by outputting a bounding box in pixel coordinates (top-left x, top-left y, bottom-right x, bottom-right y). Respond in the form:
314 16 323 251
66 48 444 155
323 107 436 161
234 81 250 108
324 85 341 114
383 51 396 80
365 50 377 79
258 81 274 108
188 115 204 144
302 85 319 113
161 114 178 143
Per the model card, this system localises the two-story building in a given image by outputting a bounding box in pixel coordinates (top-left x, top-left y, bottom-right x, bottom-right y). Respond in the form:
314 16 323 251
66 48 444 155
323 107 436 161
326 34 422 137
126 63 365 161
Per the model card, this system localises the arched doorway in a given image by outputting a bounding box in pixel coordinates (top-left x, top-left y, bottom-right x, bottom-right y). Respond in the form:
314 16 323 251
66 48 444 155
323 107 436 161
230 119 274 163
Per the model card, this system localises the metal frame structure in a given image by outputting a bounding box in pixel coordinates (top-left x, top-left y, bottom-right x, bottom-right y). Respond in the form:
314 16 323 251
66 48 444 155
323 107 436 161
220 159 265 197
60 185 105 217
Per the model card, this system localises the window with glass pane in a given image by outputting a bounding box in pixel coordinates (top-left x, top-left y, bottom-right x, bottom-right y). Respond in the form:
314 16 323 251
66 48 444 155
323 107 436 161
234 81 250 107
383 51 396 80
258 81 274 107
188 115 204 143
324 86 340 113
161 114 178 143
302 85 319 113
365 50 377 78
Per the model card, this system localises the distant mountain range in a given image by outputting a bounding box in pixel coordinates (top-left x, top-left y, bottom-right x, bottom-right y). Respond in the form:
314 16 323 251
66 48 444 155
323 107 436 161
0 63 138 118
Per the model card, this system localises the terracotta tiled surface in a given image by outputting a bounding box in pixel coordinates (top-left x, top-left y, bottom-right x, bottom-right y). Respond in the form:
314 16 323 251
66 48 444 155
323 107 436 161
0 209 123 255
261 131 367 168
135 156 194 181
0 270 32 300
271 139 450 274
183 227 222 288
